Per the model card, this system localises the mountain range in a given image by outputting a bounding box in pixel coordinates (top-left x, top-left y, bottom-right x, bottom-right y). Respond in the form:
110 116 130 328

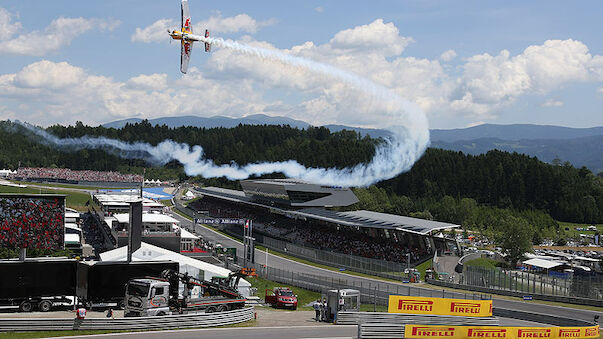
102 115 603 174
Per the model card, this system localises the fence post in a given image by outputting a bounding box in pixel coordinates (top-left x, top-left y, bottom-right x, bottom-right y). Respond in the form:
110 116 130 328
374 286 377 312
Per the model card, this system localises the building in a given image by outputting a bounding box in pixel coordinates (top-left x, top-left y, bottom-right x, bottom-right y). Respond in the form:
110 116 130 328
93 193 165 216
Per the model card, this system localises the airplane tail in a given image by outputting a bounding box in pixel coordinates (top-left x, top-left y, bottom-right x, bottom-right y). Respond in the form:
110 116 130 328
205 29 211 52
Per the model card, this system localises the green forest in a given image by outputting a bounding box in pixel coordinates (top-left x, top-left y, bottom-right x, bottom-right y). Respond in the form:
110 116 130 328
1 120 601 236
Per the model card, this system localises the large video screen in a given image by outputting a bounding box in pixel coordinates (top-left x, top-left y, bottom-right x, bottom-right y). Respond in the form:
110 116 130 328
0 195 65 249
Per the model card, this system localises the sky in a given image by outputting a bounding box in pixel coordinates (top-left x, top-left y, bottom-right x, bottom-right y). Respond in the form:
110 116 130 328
0 0 602 130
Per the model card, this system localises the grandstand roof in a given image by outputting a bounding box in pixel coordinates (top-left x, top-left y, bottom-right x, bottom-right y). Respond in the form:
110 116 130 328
196 186 459 235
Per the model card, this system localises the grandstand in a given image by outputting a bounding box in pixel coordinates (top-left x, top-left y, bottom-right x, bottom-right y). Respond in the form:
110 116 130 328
193 181 460 265
11 167 143 187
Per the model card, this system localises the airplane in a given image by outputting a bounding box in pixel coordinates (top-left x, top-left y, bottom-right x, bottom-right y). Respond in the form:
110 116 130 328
168 0 211 74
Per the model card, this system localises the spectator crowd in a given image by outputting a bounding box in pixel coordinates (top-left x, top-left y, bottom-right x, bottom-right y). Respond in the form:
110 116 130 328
0 197 64 249
191 198 429 264
12 167 143 183
81 210 115 257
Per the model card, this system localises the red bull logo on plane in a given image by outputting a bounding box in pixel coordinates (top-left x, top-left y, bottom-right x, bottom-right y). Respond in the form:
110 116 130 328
398 299 434 312
517 329 552 338
450 302 482 314
411 326 456 337
468 329 507 338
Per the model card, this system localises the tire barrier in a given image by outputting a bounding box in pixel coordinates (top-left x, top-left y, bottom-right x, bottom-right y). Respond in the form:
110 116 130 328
336 312 500 326
0 307 254 332
357 323 600 339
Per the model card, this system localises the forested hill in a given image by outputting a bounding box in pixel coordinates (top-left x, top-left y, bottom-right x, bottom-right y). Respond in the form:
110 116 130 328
0 120 601 223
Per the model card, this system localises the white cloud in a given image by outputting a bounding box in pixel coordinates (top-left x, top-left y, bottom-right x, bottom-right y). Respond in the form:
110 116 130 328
0 8 21 40
14 60 85 89
199 13 276 34
0 12 120 56
132 14 275 43
329 19 413 57
450 39 603 116
541 99 564 107
440 49 456 62
131 18 176 43
598 87 603 94
0 60 273 126
314 7 324 13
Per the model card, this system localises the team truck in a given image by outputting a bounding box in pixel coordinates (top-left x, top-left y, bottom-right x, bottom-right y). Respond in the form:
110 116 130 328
265 287 298 310
0 259 78 312
124 269 247 317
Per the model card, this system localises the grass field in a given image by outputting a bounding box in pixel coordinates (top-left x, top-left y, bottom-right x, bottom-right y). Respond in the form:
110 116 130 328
559 221 603 239
464 257 500 269
0 185 92 211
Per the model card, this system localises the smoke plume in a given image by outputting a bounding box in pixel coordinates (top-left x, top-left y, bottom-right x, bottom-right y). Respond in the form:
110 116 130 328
15 36 430 187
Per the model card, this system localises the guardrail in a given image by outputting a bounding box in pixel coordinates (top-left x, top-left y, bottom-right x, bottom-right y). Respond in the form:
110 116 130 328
0 307 254 332
427 278 603 307
336 312 500 326
358 323 405 339
493 308 595 327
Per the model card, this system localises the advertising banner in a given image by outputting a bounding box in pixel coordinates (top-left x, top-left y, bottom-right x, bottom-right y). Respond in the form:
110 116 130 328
404 325 600 339
388 295 492 317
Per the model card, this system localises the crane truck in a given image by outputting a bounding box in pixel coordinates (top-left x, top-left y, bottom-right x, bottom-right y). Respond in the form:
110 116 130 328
124 269 248 317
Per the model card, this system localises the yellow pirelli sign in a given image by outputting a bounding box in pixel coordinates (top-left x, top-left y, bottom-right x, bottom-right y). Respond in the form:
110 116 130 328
388 295 493 317
404 325 600 339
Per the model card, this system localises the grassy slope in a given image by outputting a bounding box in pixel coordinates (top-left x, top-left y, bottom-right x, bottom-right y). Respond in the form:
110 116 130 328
464 257 499 269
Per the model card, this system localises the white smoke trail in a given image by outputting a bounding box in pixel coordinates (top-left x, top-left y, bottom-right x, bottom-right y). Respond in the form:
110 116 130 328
15 36 430 187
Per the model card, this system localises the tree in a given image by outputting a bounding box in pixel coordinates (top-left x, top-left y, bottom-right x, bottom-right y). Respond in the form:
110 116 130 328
495 216 533 267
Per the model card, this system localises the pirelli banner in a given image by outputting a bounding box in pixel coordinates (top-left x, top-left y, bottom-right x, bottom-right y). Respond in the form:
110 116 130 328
388 295 492 317
404 325 600 339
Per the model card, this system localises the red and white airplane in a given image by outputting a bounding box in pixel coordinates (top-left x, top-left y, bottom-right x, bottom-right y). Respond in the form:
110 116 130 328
168 0 211 74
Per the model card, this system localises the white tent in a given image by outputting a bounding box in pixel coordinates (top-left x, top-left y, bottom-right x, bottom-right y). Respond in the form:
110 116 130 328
100 242 251 297
522 258 564 269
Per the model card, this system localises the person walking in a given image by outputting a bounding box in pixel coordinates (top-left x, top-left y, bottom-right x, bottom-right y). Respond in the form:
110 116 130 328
319 298 326 322
313 299 321 321
106 307 114 319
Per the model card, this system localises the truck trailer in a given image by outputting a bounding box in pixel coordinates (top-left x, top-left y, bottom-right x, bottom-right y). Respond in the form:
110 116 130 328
0 259 77 312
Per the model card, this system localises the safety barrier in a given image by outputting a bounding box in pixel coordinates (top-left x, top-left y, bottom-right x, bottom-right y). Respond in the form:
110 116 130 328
358 323 405 339
493 308 595 327
356 322 600 339
336 312 500 326
0 307 254 332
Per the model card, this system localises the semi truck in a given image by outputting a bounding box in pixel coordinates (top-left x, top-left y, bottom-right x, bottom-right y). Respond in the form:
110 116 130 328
0 259 78 312
124 269 247 317
265 287 298 310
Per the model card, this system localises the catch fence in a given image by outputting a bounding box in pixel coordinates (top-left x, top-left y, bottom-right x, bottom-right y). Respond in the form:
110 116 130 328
463 266 603 300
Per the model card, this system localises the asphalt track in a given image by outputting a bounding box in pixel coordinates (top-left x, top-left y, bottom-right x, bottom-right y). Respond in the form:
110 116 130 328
171 211 602 324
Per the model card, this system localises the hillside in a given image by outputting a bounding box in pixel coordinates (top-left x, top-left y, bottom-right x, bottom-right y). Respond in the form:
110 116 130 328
1 120 601 224
102 117 603 172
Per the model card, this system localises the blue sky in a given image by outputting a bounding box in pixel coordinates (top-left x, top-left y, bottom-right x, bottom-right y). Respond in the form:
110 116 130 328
0 0 601 129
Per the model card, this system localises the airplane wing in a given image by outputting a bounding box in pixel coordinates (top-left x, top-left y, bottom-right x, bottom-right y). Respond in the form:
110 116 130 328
181 0 192 33
181 41 193 74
